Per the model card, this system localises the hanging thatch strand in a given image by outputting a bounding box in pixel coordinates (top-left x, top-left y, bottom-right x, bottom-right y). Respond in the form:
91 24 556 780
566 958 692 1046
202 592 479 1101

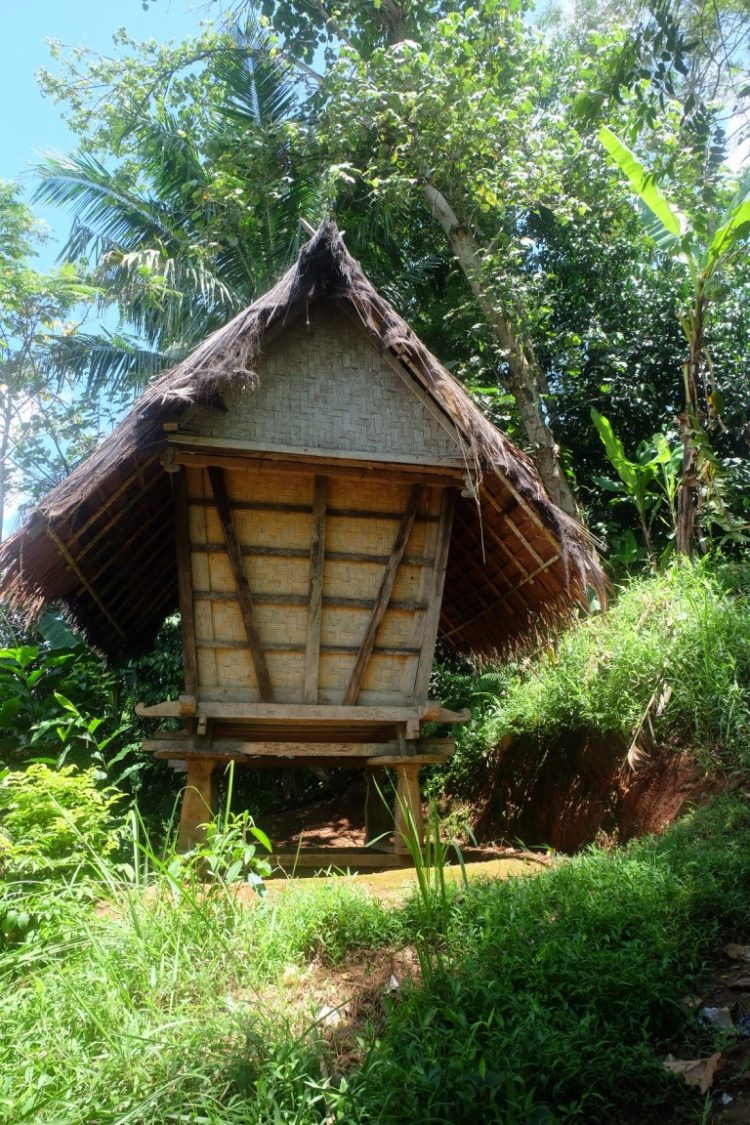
0 220 603 659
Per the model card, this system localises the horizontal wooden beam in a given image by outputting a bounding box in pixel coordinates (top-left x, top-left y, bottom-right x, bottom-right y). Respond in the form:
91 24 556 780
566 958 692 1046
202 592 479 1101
193 639 421 656
188 496 439 524
368 751 452 766
190 541 435 568
169 434 464 473
174 447 463 488
147 738 454 759
137 701 419 722
191 590 428 613
272 850 409 869
136 699 470 723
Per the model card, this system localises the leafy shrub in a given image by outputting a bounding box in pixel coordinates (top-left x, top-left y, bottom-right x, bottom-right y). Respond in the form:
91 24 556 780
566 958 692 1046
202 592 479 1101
0 763 121 877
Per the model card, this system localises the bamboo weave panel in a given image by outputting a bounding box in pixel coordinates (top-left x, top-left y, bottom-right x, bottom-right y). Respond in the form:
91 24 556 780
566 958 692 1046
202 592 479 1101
182 306 463 465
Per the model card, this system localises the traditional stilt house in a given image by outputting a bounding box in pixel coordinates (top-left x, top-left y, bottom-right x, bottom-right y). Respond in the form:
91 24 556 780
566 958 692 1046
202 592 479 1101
0 221 601 865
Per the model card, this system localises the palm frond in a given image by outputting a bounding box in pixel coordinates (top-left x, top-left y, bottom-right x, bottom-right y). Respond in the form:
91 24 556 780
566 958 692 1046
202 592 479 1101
40 331 175 396
33 153 175 263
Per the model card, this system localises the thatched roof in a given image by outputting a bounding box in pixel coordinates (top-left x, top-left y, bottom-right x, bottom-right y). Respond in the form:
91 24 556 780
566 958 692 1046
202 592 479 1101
0 220 602 660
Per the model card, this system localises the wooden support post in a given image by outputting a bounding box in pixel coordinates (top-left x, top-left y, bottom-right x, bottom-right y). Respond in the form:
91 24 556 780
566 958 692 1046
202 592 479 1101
365 768 394 846
393 763 423 855
344 484 424 705
207 465 274 702
303 475 327 703
177 758 217 852
173 471 199 696
414 488 457 701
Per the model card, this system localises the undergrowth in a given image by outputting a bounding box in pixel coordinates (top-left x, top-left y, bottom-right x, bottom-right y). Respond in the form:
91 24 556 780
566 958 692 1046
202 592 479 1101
2 795 750 1122
429 558 750 796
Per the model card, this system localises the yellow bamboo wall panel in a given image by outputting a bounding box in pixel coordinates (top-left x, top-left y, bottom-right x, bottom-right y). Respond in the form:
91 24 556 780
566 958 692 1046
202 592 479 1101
319 606 421 649
213 647 257 688
324 514 431 557
183 463 447 704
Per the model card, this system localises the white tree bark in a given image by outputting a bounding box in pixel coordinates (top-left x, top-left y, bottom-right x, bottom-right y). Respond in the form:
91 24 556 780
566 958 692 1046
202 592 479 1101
423 183 578 517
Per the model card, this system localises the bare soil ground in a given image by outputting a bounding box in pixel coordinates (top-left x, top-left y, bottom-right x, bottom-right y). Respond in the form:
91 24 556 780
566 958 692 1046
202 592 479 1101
472 735 718 851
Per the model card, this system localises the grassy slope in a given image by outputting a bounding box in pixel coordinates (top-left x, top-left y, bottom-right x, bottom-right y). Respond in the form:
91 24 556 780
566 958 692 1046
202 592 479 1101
2 795 750 1123
430 559 750 798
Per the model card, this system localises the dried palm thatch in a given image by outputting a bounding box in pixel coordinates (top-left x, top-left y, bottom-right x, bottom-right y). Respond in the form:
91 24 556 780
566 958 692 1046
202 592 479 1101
0 220 603 659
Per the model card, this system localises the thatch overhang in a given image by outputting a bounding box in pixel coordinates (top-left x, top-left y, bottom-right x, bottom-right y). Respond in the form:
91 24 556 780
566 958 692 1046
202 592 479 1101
0 220 603 661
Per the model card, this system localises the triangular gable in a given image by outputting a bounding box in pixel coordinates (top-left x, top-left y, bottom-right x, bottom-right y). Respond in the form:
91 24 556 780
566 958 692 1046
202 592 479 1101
177 303 465 467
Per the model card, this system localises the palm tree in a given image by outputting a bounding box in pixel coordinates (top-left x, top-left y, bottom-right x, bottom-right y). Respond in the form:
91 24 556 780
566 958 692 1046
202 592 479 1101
35 21 325 396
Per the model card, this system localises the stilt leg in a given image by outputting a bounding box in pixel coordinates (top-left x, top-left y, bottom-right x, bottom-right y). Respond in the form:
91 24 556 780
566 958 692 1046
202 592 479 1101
393 764 423 855
177 758 216 852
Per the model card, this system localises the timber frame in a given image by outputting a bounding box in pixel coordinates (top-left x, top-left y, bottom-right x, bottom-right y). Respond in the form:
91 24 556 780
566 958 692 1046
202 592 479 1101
141 446 467 860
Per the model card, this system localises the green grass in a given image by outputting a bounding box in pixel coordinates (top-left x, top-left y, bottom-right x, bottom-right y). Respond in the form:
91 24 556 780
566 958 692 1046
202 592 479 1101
345 796 750 1123
2 795 750 1122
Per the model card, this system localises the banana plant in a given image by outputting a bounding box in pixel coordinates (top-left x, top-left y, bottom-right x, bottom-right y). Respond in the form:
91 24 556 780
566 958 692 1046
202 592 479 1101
598 127 750 557
591 409 679 569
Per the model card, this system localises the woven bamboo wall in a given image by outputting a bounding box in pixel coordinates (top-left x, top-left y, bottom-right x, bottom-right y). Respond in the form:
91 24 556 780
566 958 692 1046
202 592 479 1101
181 305 464 467
186 465 444 705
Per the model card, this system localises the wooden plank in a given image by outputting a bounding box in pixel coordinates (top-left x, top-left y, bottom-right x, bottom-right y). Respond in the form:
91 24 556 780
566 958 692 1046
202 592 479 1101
368 749 453 766
206 466 273 702
159 737 454 754
149 739 403 758
177 758 216 852
136 701 424 722
170 433 464 469
413 488 457 702
272 850 409 870
304 475 327 704
393 763 423 854
172 446 464 488
191 590 429 612
45 524 127 641
421 703 471 723
194 639 421 655
189 496 439 524
344 484 424 705
173 471 199 696
191 541 435 567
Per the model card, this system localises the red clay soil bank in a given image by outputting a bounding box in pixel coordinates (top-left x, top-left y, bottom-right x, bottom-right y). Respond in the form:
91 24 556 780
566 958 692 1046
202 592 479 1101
472 733 716 852
258 736 717 855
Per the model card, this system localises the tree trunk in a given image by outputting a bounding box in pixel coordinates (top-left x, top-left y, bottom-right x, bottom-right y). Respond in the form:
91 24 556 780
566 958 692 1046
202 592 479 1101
676 292 705 557
423 183 579 517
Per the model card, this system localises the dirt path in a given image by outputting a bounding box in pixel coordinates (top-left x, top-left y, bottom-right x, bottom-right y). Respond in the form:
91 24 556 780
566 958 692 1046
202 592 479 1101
259 853 545 903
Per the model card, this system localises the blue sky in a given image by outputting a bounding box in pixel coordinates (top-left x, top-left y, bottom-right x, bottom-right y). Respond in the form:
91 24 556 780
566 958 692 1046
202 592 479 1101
1 0 208 266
